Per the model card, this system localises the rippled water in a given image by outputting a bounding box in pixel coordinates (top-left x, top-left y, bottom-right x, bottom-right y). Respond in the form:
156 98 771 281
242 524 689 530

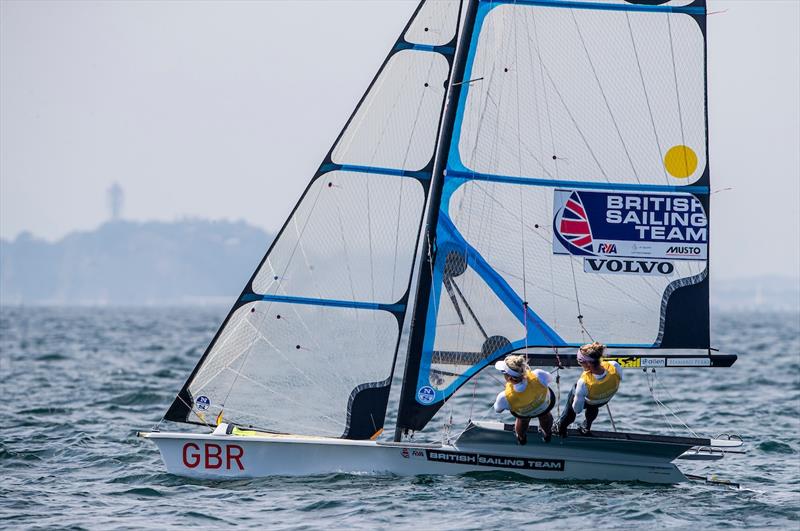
1 307 798 529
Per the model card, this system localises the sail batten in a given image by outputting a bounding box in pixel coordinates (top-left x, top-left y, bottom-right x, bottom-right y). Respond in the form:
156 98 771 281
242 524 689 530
240 293 406 314
446 168 710 193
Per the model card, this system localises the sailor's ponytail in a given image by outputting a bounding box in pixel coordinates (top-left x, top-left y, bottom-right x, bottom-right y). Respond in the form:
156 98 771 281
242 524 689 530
504 354 529 375
579 342 606 363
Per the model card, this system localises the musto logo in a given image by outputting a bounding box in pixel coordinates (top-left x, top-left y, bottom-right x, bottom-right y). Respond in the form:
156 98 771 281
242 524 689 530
553 189 708 263
666 245 703 257
182 442 244 471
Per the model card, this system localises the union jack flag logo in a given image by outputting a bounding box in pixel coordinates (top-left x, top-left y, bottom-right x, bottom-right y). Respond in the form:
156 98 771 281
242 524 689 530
558 191 593 251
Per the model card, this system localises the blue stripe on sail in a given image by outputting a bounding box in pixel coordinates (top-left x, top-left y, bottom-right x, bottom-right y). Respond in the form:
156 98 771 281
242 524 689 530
319 163 430 180
416 337 656 405
240 293 405 313
414 212 568 403
447 168 710 194
394 42 456 54
446 2 489 179
477 0 705 15
437 214 565 346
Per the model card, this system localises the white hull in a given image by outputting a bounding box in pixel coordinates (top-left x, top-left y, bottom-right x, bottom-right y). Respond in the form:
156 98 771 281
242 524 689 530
140 422 706 484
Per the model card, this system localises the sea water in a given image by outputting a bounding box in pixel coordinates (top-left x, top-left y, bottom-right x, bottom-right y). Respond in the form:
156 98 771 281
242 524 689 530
1 307 798 529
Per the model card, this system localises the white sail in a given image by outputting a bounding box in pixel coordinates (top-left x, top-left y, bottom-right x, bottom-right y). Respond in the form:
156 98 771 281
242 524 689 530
398 0 711 429
165 0 463 439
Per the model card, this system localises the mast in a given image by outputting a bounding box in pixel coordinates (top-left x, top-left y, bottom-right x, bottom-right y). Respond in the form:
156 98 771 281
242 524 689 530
395 0 480 442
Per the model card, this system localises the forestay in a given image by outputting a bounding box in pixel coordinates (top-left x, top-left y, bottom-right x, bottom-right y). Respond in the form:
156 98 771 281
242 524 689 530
397 0 711 433
164 0 462 439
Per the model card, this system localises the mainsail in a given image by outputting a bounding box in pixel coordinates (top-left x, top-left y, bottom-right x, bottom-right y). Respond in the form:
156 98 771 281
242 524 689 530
396 0 711 434
164 0 463 439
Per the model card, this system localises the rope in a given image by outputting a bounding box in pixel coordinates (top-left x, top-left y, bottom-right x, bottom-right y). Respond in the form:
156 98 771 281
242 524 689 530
554 347 563 417
606 403 617 432
646 369 701 438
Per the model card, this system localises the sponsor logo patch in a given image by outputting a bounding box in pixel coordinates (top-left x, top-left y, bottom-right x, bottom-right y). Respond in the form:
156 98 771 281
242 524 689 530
426 450 564 471
417 386 436 405
605 357 640 368
641 358 666 368
598 243 618 254
553 189 708 260
583 258 675 276
665 245 703 257
667 357 711 367
401 448 409 459
195 395 210 411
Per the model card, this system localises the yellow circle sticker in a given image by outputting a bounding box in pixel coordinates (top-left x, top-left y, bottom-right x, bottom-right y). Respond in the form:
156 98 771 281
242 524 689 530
664 145 698 179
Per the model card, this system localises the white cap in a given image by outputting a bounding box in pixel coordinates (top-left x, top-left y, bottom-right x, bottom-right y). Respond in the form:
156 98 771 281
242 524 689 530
494 360 522 378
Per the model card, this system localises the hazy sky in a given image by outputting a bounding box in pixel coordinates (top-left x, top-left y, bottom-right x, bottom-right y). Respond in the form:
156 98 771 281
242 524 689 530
1 0 798 280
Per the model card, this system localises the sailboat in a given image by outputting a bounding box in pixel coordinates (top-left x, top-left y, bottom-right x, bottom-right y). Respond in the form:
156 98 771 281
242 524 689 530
139 0 744 484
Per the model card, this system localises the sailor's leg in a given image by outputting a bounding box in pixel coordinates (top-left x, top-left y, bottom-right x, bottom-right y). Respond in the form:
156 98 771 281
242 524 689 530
514 416 531 445
583 404 600 431
557 387 577 437
538 389 555 442
538 412 553 442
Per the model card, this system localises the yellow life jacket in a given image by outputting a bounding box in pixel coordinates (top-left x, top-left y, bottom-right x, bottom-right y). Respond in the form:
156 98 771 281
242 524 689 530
505 370 549 416
580 361 621 405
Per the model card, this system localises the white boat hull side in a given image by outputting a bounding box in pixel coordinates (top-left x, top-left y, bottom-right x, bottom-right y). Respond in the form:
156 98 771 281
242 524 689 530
140 430 687 484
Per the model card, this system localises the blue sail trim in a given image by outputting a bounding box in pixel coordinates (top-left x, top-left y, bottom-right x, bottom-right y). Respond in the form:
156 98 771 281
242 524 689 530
240 293 405 313
416 337 656 405
437 214 564 346
319 163 430 181
394 41 456 54
414 212 568 402
477 0 704 15
446 168 710 194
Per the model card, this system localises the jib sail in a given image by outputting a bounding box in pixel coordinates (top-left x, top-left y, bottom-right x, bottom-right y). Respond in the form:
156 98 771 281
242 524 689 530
164 0 463 439
397 0 711 434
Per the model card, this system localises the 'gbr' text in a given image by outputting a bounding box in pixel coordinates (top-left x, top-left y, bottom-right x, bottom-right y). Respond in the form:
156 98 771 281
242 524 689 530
182 442 244 470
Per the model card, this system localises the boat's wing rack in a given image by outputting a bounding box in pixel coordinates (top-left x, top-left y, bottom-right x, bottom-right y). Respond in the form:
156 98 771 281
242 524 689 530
432 351 737 368
500 423 711 447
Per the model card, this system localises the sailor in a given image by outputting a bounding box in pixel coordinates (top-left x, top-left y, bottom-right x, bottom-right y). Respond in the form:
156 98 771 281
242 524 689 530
557 342 623 437
493 354 556 445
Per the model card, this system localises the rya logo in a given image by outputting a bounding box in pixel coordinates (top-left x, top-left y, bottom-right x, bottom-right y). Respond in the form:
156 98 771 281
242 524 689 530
597 243 617 254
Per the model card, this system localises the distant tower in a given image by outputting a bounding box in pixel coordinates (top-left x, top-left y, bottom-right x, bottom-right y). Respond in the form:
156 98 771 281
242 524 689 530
107 182 124 221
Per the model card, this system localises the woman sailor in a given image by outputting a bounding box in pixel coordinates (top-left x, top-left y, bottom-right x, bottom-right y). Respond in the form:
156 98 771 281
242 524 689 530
557 342 623 437
493 354 556 445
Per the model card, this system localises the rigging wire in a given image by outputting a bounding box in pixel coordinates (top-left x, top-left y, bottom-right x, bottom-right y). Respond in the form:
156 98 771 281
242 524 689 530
646 368 701 438
512 3 531 357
